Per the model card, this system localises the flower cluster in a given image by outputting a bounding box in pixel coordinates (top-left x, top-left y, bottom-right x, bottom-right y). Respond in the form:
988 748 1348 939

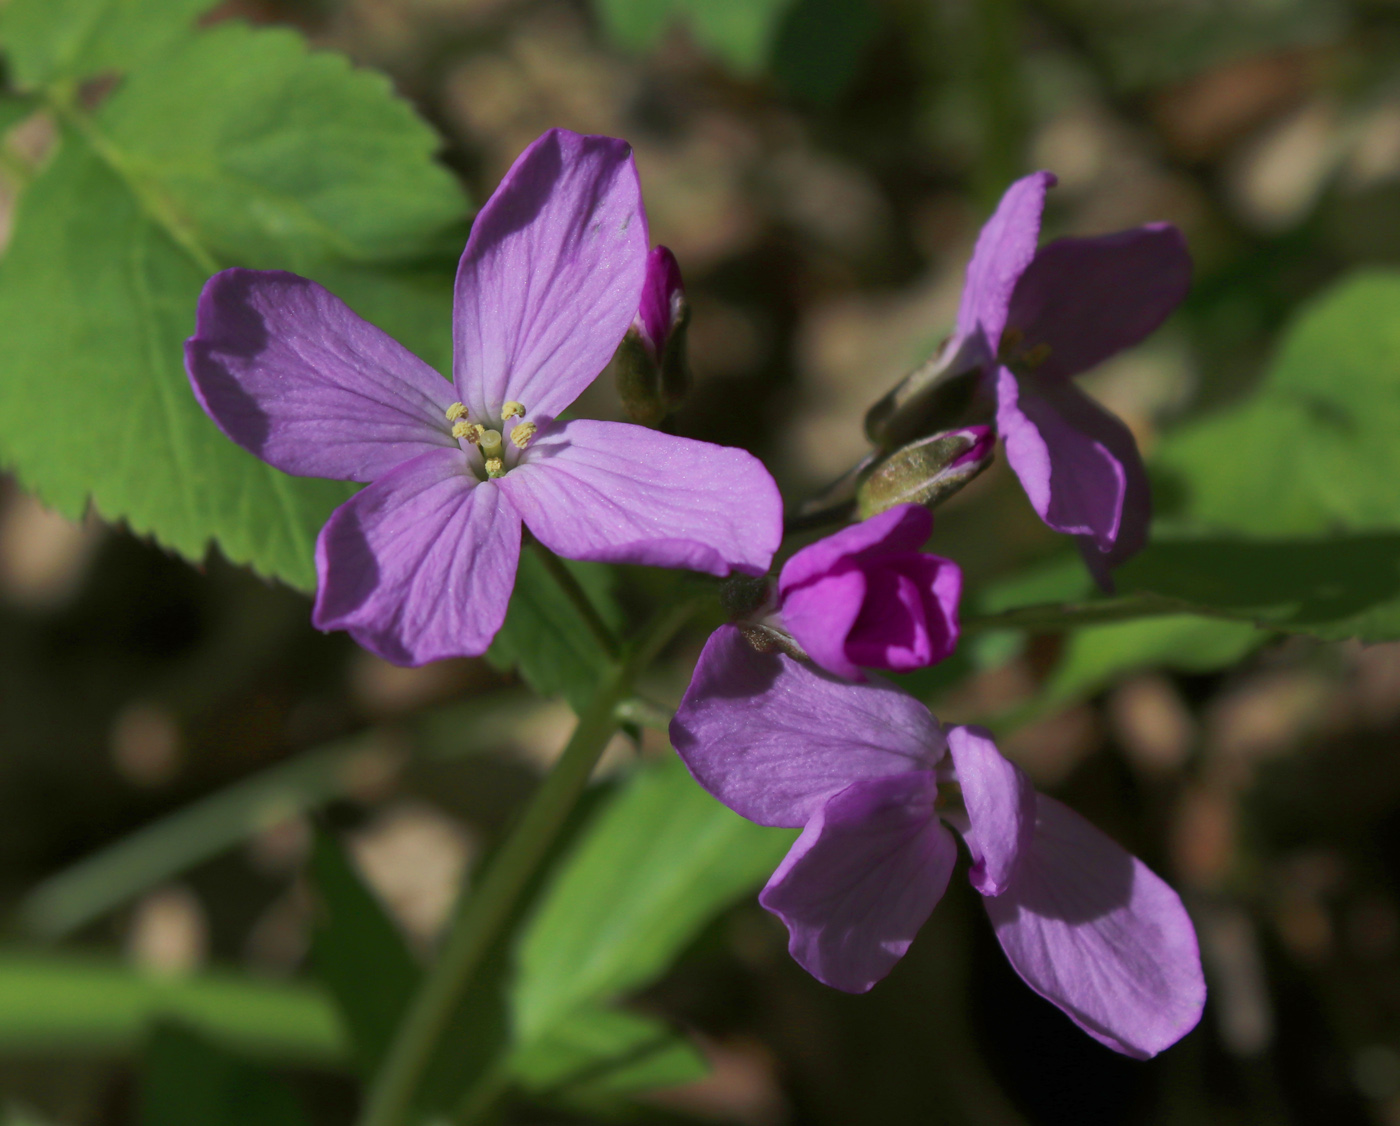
185 129 1204 1057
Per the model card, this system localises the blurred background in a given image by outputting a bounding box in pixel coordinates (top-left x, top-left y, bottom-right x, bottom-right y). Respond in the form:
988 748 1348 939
5 0 1400 1122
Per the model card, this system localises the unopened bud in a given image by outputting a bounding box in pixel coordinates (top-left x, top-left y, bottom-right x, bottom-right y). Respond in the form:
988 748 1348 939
856 426 995 519
616 246 690 426
864 333 988 452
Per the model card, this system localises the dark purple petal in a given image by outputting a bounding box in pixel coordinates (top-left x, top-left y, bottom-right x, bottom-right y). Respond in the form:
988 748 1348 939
778 504 932 595
1005 225 1191 383
635 245 684 358
844 554 962 673
186 269 455 482
983 795 1206 1058
945 724 1035 897
954 172 1056 353
780 568 868 681
496 419 781 577
670 626 945 827
313 448 521 665
996 369 1150 577
759 773 957 993
452 129 649 423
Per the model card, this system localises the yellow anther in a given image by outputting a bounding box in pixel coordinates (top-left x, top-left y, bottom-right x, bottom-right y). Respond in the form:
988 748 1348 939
502 401 526 420
451 420 479 442
445 402 468 422
1022 343 1052 370
479 428 503 458
510 421 537 450
485 456 506 479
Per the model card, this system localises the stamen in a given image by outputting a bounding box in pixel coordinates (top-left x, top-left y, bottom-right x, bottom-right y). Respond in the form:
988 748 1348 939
451 420 480 442
510 421 537 449
485 456 506 479
445 402 468 422
502 401 526 420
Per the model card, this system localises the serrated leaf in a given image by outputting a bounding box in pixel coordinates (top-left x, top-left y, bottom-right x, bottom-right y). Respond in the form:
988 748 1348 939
0 21 465 590
141 1023 309 1126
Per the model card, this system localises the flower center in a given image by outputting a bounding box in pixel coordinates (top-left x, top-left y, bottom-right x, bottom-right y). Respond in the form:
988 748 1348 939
996 326 1052 374
445 401 538 480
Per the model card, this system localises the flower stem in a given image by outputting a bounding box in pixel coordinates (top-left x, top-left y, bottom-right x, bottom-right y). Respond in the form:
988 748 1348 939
357 597 700 1126
531 542 621 662
960 591 1197 633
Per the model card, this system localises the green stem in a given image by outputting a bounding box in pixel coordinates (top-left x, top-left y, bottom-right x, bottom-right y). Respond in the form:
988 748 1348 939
960 591 1196 633
531 542 621 662
358 598 699 1126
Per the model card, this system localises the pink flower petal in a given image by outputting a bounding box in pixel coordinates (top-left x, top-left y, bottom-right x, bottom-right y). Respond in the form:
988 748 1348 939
844 554 961 673
780 568 868 681
760 773 957 993
452 129 649 423
670 626 945 827
945 724 1035 897
983 794 1206 1058
778 503 932 595
186 269 455 481
313 448 521 665
497 419 781 577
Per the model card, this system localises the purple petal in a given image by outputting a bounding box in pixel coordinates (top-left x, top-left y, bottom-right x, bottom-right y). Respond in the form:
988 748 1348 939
760 773 957 993
844 554 962 673
983 795 1206 1058
1005 225 1191 383
996 369 1150 576
954 172 1056 353
945 724 1035 897
186 269 455 481
670 625 945 827
313 448 521 665
780 568 868 681
777 504 932 595
635 245 684 358
452 129 649 423
496 419 781 577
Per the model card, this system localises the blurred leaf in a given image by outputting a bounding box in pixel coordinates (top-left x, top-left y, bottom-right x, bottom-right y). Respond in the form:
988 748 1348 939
770 0 879 104
0 953 346 1063
0 0 211 88
0 93 37 134
594 0 797 73
307 830 420 1076
513 754 796 1044
1158 272 1400 537
141 1023 309 1126
488 553 624 711
0 20 464 591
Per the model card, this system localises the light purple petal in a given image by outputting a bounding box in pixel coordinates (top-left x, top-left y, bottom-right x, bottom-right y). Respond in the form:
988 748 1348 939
186 269 455 482
781 568 868 681
945 724 1035 897
997 369 1150 575
984 795 1206 1059
635 245 683 358
1005 225 1191 383
777 504 932 595
954 172 1056 352
313 448 521 665
844 554 962 673
670 625 945 827
760 773 957 993
496 419 781 577
452 129 649 423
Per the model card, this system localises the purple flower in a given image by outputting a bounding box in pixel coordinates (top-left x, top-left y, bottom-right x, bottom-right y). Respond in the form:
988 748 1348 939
955 173 1191 584
670 626 1206 1058
186 129 782 665
777 504 961 680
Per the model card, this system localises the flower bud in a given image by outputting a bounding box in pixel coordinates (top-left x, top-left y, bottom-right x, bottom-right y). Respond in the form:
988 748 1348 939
616 246 690 426
864 332 987 452
856 426 994 520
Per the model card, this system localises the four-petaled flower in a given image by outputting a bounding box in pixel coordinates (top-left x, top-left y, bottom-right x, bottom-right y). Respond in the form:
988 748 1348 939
671 626 1205 1058
776 503 961 681
954 173 1191 585
186 128 782 665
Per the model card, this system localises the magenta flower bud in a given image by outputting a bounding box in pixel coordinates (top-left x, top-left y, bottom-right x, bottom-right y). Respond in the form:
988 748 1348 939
617 246 690 425
855 425 994 519
776 504 961 682
634 245 685 361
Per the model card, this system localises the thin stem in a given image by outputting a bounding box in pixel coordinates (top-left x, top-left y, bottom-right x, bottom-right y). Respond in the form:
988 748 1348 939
960 591 1197 633
531 542 621 662
358 597 700 1126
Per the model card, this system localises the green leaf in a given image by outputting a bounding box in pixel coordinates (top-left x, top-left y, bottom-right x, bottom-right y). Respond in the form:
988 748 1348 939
513 755 795 1044
0 952 346 1063
594 0 798 73
0 21 464 591
770 0 880 105
0 93 38 135
141 1023 309 1126
0 0 212 89
307 830 421 1076
1157 271 1400 537
487 552 623 711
